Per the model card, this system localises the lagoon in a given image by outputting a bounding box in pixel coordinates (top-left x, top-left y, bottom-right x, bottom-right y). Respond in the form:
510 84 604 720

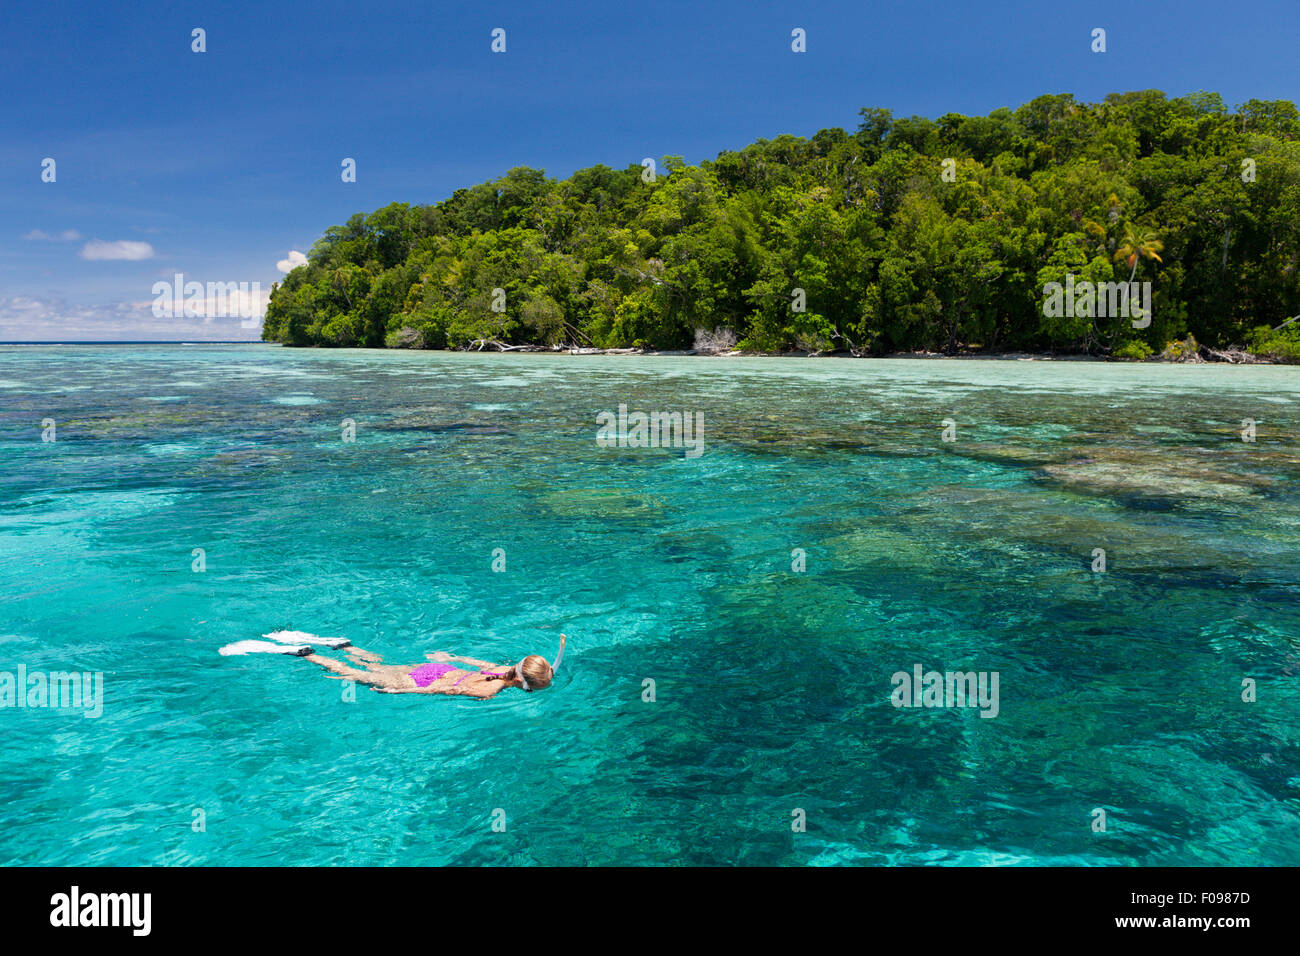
0 345 1297 865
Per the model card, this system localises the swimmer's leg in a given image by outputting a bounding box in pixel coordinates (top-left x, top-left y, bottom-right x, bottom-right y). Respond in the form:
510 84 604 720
302 654 414 690
343 646 384 665
302 653 376 682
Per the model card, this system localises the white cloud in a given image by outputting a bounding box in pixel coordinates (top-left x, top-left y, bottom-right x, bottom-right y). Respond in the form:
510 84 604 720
60 230 84 241
80 239 155 261
21 230 51 241
0 295 262 341
277 250 308 273
131 282 271 321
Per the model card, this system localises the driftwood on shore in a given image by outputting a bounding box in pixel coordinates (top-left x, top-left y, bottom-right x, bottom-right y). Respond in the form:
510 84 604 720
460 339 659 355
460 338 656 355
463 339 558 352
1200 346 1260 364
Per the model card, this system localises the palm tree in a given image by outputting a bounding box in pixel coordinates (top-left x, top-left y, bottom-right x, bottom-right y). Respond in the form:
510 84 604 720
1113 223 1163 286
1111 224 1163 330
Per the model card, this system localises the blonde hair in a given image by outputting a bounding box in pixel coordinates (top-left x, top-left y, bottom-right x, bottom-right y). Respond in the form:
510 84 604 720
519 654 553 690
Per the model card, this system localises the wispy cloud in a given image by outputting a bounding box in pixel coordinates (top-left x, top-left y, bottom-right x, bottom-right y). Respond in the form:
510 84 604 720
0 295 261 341
131 283 271 321
80 239 155 261
22 229 83 241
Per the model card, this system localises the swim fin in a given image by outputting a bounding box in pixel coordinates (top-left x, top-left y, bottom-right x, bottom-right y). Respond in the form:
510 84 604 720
220 639 313 656
263 630 352 649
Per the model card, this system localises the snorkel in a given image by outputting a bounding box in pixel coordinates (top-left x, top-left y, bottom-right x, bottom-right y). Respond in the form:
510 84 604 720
515 633 566 691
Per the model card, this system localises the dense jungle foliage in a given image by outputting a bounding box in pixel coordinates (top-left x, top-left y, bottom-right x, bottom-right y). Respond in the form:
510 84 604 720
262 90 1300 358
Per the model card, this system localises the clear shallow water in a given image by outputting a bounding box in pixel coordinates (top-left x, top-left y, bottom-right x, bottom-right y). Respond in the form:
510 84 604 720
1 344 1298 866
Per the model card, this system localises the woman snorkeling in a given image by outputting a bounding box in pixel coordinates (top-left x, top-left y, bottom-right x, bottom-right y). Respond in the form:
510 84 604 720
220 632 566 700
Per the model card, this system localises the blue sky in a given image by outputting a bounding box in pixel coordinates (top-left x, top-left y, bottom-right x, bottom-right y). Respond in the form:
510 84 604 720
2 0 1297 340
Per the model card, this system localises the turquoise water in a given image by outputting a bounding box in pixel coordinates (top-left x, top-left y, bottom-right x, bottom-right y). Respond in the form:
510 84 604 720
1 345 1298 866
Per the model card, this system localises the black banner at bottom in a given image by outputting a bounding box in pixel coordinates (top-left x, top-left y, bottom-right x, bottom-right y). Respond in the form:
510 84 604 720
0 865 1284 942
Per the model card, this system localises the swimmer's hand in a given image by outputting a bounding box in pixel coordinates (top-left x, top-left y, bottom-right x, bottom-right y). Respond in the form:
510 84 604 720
428 652 452 662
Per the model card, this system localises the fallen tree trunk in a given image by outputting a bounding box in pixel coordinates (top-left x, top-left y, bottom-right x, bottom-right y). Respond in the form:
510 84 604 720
464 339 542 352
1201 346 1259 364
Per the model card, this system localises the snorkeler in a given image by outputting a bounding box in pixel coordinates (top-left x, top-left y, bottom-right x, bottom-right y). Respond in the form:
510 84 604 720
220 631 566 699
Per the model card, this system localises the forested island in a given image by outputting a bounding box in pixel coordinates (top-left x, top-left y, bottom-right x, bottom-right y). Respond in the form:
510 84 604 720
261 90 1300 361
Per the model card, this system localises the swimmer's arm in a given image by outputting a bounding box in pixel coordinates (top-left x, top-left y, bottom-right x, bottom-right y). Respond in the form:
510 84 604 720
463 681 509 700
374 682 484 697
374 684 498 700
372 686 438 695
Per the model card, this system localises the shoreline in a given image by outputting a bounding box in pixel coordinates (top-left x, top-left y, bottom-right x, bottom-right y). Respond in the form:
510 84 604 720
1 341 1287 364
405 342 1288 364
